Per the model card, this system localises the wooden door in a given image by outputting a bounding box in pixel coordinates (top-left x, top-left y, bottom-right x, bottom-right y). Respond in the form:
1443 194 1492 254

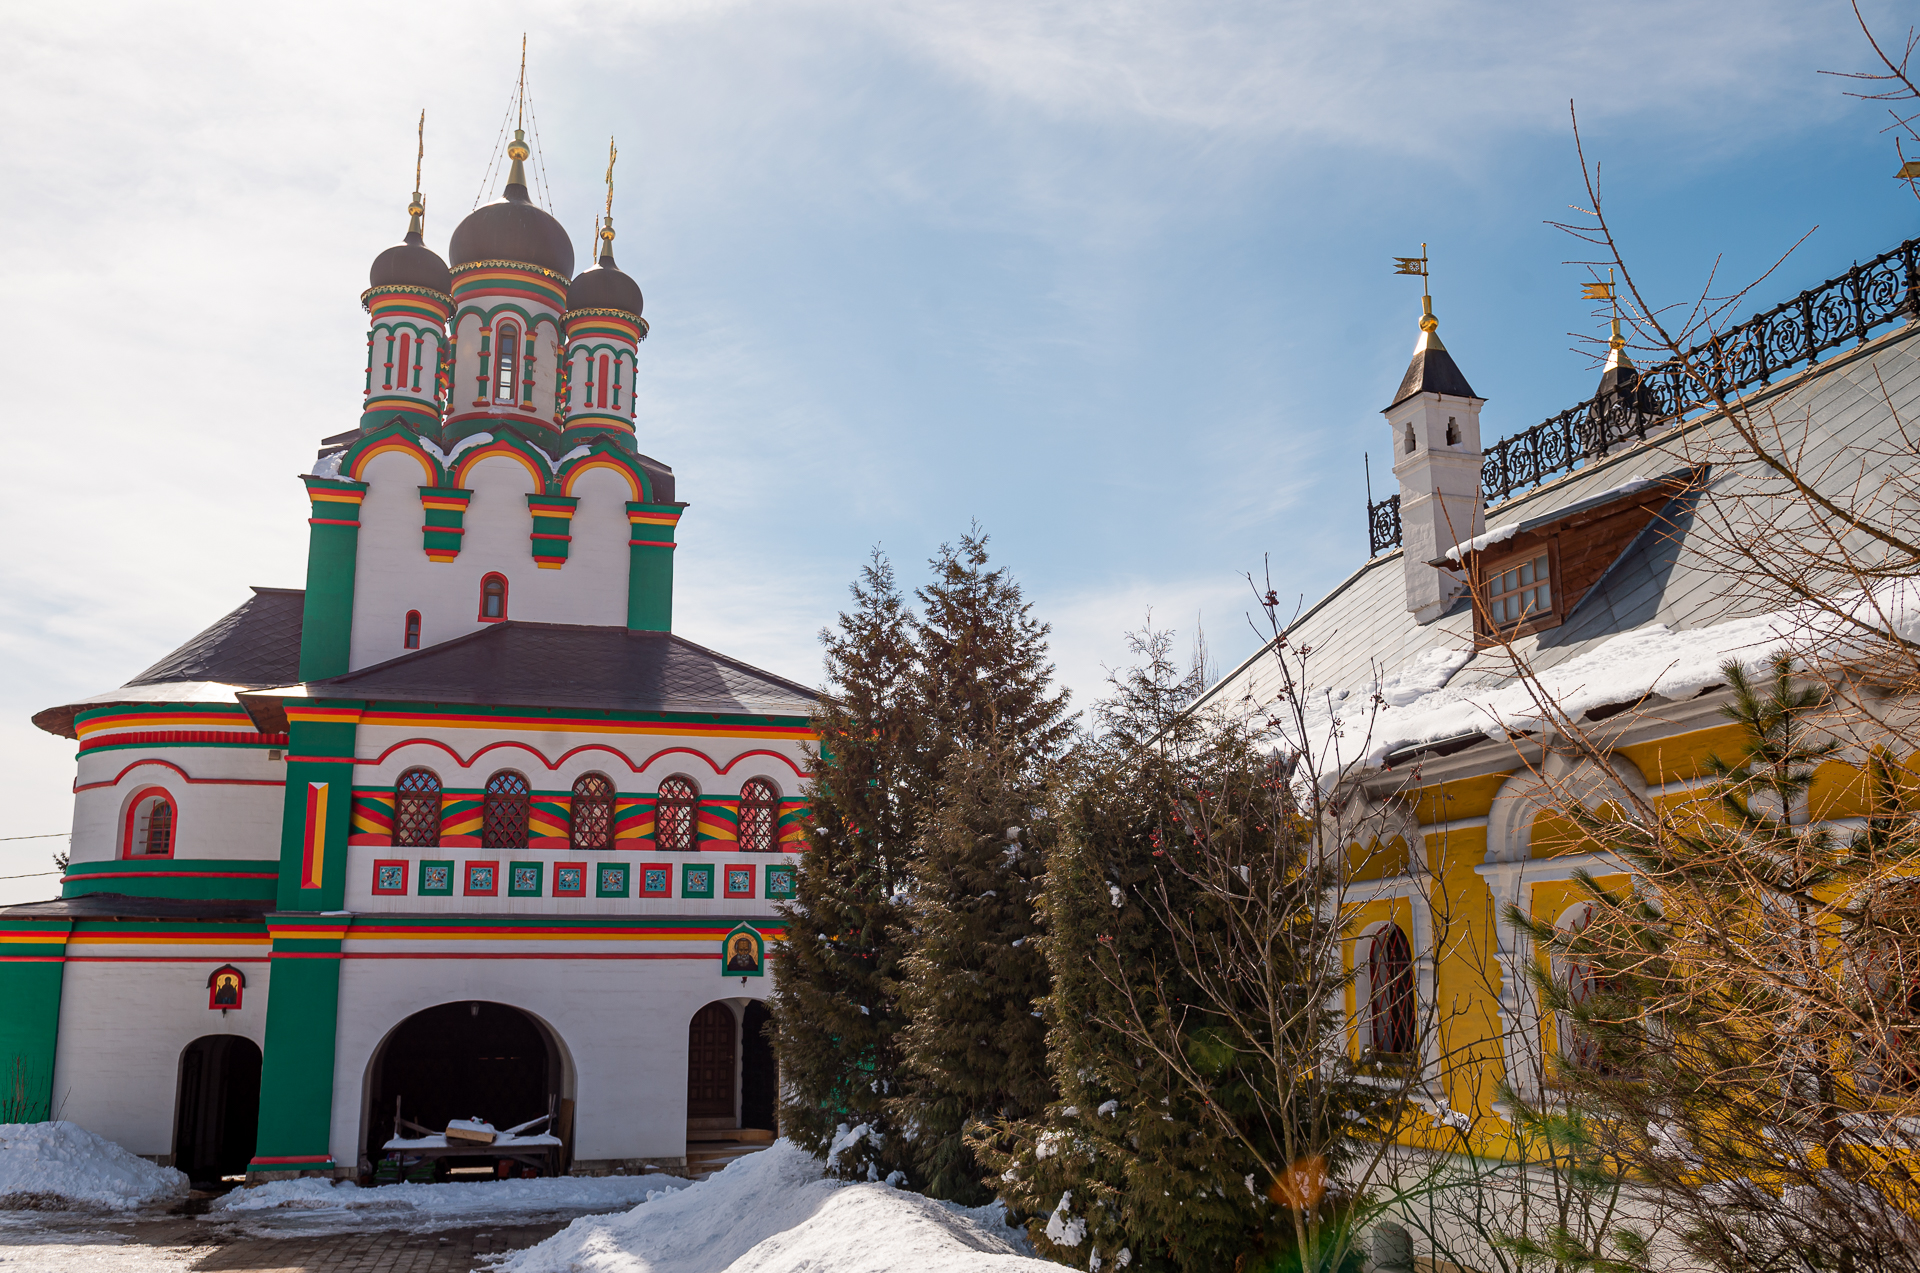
687 1003 737 1119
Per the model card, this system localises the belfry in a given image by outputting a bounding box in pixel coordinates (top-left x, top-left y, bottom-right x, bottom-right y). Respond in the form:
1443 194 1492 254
9 78 810 1184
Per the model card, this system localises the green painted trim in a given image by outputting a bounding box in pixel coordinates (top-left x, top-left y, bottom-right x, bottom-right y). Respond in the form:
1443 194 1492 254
63 858 280 902
299 477 366 681
0 919 69 1122
251 929 342 1173
359 700 810 729
275 706 362 912
79 740 284 755
626 500 682 633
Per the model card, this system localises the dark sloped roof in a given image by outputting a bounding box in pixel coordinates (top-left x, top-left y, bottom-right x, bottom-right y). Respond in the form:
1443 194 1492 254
1390 342 1478 408
295 622 816 718
127 587 306 689
0 894 272 921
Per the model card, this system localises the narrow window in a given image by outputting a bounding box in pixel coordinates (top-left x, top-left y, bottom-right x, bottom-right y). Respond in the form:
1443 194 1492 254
1367 925 1415 1057
1560 904 1618 1073
397 334 412 391
1487 554 1552 627
571 773 615 850
383 334 396 389
1445 416 1460 446
598 354 610 409
482 771 530 850
612 357 622 408
655 776 699 852
403 610 421 649
479 574 508 621
738 779 780 853
126 790 176 858
493 321 520 404
394 768 441 847
1404 423 1416 453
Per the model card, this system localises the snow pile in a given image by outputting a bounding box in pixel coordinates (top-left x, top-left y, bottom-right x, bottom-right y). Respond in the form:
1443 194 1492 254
0 1122 187 1210
495 1139 1050 1273
213 1171 684 1217
1288 579 1920 778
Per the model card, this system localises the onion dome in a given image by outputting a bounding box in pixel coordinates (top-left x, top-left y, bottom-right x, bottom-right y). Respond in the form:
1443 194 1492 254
567 223 644 317
448 129 575 277
370 193 452 292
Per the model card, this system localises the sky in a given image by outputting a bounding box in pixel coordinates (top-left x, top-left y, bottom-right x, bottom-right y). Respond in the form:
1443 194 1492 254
0 0 1914 901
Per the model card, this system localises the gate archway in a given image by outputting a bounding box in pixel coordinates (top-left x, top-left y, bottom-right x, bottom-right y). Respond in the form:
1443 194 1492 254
363 1001 567 1169
173 1035 262 1186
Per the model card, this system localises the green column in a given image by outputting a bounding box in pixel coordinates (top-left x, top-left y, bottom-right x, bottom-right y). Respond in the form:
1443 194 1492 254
0 920 70 1120
249 916 348 1178
626 501 687 632
299 476 368 682
252 700 362 1178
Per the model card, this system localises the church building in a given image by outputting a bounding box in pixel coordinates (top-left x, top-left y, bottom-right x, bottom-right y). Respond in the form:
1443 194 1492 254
5 118 813 1183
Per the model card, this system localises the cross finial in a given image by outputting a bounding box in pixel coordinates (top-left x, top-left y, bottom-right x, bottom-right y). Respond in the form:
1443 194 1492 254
599 136 618 264
406 110 427 243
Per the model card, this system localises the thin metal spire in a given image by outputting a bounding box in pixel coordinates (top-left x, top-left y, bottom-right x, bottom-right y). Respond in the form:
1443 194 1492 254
599 136 618 264
406 110 426 244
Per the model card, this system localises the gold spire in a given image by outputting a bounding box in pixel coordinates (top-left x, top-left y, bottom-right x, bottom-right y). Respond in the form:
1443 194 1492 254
1584 268 1634 371
506 36 531 194
406 110 426 242
599 136 618 264
1394 245 1445 351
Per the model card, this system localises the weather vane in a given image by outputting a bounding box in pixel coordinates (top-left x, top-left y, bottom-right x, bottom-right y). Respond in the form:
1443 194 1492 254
1393 244 1436 331
1582 268 1625 357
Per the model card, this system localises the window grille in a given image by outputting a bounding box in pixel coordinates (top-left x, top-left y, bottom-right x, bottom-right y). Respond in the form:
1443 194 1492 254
738 779 780 853
143 799 174 857
1487 553 1551 626
571 773 615 850
656 776 699 852
394 768 441 847
1368 925 1415 1056
483 771 530 849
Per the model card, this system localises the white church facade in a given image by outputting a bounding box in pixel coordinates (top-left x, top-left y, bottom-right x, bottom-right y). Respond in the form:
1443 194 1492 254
8 120 812 1184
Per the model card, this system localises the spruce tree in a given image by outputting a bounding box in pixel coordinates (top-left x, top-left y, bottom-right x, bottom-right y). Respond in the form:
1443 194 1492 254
892 529 1074 1200
769 551 926 1180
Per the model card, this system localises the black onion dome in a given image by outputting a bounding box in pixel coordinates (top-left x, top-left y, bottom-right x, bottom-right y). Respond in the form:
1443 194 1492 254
567 252 644 317
449 182 575 277
369 234 452 293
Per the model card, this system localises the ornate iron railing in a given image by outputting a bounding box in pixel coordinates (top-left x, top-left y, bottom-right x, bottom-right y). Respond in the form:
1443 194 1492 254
1366 235 1920 554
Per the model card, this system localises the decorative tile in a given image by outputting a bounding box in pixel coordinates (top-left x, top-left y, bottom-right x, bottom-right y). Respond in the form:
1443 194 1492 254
681 863 715 900
372 860 408 895
596 862 630 898
765 862 798 900
640 863 671 898
418 860 454 896
465 861 499 896
509 862 543 897
554 863 585 897
724 864 755 899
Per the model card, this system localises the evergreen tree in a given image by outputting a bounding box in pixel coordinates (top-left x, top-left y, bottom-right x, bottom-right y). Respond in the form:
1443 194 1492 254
971 629 1366 1273
769 551 926 1180
892 529 1074 1200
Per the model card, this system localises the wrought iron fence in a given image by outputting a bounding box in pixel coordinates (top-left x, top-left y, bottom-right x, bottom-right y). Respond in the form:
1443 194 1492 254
1366 234 1920 554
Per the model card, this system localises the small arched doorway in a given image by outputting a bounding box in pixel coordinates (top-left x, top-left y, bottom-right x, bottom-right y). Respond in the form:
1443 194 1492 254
364 1001 566 1171
687 1002 736 1120
173 1035 262 1186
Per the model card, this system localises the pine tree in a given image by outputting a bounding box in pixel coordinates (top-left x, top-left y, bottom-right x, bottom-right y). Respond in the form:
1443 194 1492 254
891 529 1074 1200
769 551 926 1180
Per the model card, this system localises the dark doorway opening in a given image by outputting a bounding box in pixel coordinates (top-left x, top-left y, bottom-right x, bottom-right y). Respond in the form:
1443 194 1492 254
364 1001 563 1168
687 1002 737 1120
741 1002 776 1132
174 1035 262 1186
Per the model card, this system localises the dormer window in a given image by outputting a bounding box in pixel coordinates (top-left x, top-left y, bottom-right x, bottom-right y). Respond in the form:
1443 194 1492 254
1487 554 1551 626
1473 543 1561 643
479 574 508 622
493 321 520 404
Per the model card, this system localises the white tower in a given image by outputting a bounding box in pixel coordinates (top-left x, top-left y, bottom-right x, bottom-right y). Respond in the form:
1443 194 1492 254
1383 293 1484 622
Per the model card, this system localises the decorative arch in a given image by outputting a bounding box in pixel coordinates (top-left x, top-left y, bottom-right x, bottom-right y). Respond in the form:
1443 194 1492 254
1483 753 1649 865
364 737 812 780
122 785 177 858
452 437 552 492
344 424 445 486
453 303 564 341
559 444 649 503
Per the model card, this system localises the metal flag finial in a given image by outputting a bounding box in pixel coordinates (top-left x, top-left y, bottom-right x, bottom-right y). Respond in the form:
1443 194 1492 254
407 110 426 242
1394 244 1435 330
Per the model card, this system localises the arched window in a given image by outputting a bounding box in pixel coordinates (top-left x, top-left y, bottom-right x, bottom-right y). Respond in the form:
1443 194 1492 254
394 768 442 848
1367 925 1415 1057
1856 881 1920 1094
1559 904 1614 1072
125 789 176 858
483 771 530 850
492 321 520 404
571 773 615 850
738 779 780 853
479 574 508 622
656 776 699 853
403 610 421 650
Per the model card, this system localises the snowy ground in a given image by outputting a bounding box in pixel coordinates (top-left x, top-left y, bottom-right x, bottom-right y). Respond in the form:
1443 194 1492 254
0 1125 1052 1271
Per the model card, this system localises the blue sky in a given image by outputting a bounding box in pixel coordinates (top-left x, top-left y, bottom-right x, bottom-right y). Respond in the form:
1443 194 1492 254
0 0 1913 899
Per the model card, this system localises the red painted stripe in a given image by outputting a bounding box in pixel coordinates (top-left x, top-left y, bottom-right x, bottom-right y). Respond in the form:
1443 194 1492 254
308 518 362 527
628 539 678 548
62 870 277 882
0 956 65 963
79 730 287 753
341 951 721 961
530 533 572 542
66 956 270 964
421 525 466 535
